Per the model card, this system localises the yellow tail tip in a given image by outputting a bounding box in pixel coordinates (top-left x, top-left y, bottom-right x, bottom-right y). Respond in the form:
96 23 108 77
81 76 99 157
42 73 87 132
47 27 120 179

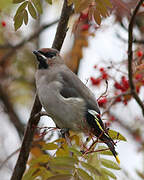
115 155 120 164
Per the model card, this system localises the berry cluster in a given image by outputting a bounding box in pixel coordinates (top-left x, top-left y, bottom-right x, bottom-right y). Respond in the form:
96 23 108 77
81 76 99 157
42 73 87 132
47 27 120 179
90 66 108 86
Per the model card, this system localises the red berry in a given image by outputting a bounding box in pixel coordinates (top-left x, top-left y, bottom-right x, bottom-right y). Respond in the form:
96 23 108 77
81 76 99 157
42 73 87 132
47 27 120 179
80 13 88 20
90 77 101 85
123 99 128 105
99 67 104 72
115 96 121 102
93 65 97 69
121 76 129 89
110 116 115 122
114 82 123 90
136 86 140 93
137 51 143 57
81 24 90 31
135 73 142 80
102 72 108 80
1 21 6 27
98 97 107 107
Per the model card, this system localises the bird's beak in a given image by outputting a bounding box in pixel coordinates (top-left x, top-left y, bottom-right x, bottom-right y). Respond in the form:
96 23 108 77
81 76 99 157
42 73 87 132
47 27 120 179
33 50 40 56
33 50 47 62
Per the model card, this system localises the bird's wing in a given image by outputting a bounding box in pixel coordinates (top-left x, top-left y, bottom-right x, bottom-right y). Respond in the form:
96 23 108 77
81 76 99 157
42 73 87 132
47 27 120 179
60 66 100 114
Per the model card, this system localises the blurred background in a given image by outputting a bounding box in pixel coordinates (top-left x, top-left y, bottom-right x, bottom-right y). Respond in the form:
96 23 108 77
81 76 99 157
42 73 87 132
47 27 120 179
0 0 144 179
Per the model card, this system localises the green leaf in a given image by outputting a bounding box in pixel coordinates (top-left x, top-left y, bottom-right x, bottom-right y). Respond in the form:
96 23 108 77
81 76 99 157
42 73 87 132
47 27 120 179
45 0 52 4
30 154 50 166
52 156 78 166
28 2 37 19
42 142 58 150
14 1 28 20
47 174 73 180
13 0 25 3
80 161 101 176
98 146 113 156
108 130 127 141
101 158 121 170
22 167 37 180
23 9 28 25
101 168 117 179
14 12 23 31
31 0 43 14
77 168 93 180
68 147 82 156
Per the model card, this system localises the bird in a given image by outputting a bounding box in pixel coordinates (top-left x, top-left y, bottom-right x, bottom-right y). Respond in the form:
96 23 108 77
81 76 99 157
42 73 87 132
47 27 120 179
33 48 120 164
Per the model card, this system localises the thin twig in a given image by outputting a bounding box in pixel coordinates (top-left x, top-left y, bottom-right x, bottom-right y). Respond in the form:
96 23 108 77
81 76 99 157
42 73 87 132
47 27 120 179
97 80 108 101
0 85 24 137
0 148 20 170
128 0 144 116
102 91 131 115
10 1 73 180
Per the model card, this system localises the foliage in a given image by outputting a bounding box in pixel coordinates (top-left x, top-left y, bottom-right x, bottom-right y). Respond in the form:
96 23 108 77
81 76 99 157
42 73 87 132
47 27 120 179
23 131 124 180
13 0 113 30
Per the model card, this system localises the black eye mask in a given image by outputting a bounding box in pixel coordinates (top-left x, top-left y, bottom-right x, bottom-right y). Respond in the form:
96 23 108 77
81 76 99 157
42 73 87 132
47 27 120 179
38 51 57 58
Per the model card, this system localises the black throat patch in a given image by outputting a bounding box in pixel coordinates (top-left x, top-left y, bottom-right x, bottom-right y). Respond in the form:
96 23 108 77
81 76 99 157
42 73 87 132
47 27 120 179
38 61 48 69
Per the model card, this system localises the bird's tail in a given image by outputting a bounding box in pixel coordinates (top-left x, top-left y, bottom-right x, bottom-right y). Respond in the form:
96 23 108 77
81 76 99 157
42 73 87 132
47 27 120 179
100 134 120 164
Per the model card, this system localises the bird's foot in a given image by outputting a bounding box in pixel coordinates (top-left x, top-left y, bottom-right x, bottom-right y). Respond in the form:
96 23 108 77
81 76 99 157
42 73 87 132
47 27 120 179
60 128 72 147
60 128 69 138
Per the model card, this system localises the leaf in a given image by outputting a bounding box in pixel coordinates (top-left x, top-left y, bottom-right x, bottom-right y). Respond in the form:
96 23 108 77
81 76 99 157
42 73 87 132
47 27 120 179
68 147 82 156
28 2 37 19
67 0 73 6
81 161 101 176
14 1 28 20
52 156 78 166
98 146 113 156
102 0 113 8
45 0 52 4
30 154 50 166
13 0 25 3
42 142 58 150
14 12 23 31
77 168 93 180
96 1 109 18
49 163 75 173
23 9 28 25
108 130 127 141
101 158 121 170
22 167 37 180
31 0 43 14
47 174 73 180
101 168 117 179
74 0 92 13
93 10 101 25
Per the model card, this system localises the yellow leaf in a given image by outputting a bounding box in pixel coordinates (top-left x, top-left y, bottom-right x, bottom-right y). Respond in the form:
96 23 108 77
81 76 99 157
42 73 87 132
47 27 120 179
42 143 58 150
93 10 101 25
96 0 109 18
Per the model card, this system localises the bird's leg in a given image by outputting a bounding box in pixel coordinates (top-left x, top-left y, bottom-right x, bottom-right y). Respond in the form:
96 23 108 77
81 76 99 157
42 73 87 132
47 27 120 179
60 128 72 146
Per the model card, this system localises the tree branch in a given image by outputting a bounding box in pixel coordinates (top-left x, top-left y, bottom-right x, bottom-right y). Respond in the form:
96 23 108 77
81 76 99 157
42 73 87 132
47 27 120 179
128 0 144 116
52 0 73 50
10 1 73 179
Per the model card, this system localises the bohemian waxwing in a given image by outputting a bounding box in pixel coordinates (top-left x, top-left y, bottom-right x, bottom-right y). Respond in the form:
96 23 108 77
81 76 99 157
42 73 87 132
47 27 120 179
33 48 120 164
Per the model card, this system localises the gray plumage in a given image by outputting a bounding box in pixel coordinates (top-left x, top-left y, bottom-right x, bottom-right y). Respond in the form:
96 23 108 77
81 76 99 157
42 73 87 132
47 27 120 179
33 48 120 163
34 48 100 131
